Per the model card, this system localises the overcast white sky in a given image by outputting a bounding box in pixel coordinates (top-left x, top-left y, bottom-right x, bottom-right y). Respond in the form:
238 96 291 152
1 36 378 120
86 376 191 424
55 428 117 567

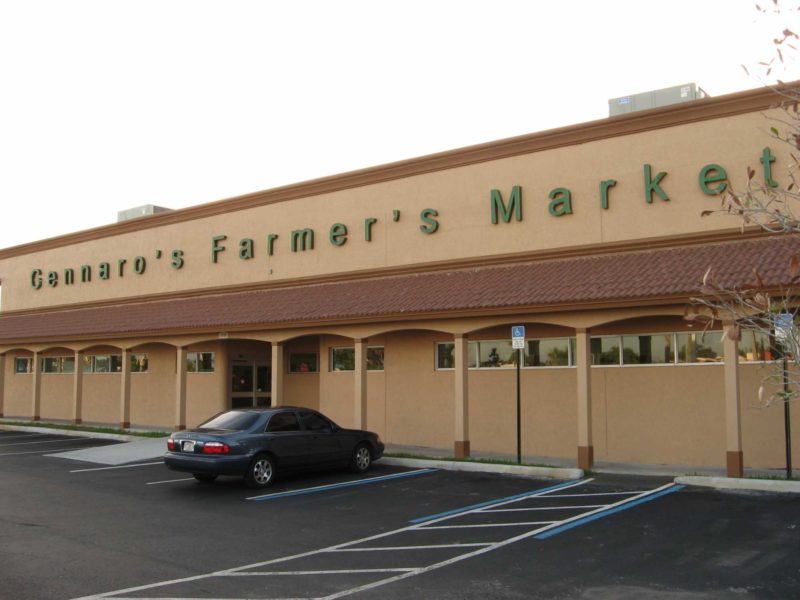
0 0 797 249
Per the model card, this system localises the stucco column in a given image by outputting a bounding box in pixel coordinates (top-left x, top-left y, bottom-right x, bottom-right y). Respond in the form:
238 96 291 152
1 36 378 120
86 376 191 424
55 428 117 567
120 348 131 429
32 351 41 421
354 339 368 429
576 329 594 471
454 334 470 458
175 346 187 431
723 322 743 477
0 355 6 418
72 351 83 425
271 342 284 407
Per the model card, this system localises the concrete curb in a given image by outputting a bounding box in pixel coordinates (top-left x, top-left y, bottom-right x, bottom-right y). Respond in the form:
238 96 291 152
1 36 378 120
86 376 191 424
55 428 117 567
675 475 800 494
0 423 162 443
381 456 583 480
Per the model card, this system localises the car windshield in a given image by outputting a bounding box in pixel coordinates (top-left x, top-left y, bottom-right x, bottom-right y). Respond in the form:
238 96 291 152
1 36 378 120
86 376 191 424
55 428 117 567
199 411 261 431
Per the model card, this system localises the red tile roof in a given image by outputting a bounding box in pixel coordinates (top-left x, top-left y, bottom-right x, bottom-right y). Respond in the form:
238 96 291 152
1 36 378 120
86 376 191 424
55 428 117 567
1 235 798 343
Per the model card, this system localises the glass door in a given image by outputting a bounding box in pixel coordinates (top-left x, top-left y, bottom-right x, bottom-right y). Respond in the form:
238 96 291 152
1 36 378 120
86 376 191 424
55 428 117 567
231 362 271 408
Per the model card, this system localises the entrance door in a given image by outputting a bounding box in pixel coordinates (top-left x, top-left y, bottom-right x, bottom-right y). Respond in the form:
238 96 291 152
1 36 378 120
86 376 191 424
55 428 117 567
231 361 271 408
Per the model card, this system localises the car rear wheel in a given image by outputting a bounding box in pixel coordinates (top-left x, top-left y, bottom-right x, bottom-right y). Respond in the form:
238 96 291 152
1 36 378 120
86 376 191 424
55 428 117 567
193 473 217 483
245 454 275 488
350 443 372 473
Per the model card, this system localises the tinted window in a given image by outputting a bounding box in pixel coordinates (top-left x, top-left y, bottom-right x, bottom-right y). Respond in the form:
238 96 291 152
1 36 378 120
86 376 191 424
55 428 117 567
299 412 332 432
200 411 261 431
266 412 301 432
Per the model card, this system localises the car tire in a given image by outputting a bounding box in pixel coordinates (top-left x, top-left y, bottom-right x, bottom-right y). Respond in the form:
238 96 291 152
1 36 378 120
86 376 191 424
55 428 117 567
245 454 275 489
193 473 217 483
350 443 372 474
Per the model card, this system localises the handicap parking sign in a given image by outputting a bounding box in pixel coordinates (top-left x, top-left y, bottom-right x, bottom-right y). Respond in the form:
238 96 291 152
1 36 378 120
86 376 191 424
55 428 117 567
511 325 525 349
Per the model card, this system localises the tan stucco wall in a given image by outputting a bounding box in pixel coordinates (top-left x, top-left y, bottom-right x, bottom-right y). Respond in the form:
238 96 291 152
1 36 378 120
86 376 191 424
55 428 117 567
0 109 787 312
40 374 73 421
593 365 726 467
469 368 577 458
81 373 121 424
318 334 388 435
4 358 32 417
185 342 227 428
282 337 321 411
739 364 800 469
130 345 175 428
386 332 452 449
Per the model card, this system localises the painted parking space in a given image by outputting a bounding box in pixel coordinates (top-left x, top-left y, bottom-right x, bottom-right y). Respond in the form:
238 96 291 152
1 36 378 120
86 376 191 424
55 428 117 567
75 477 684 600
0 430 116 457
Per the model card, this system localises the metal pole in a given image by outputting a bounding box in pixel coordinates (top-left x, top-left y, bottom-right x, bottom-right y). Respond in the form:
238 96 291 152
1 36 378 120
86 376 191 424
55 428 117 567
784 356 793 479
517 347 522 465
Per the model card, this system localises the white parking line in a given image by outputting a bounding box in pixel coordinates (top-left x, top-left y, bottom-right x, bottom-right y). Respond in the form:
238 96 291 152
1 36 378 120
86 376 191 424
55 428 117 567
0 448 99 457
331 543 493 552
0 437 96 447
146 477 195 485
70 462 162 473
547 491 646 498
482 504 606 512
0 433 41 440
74 478 684 600
425 521 557 529
228 569 414 576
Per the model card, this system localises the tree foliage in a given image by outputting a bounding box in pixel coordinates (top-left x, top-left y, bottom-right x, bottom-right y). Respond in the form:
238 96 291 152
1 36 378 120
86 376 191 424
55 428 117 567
691 1 800 405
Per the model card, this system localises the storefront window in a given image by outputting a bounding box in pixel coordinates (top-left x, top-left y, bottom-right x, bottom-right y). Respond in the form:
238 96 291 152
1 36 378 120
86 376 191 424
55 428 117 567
478 340 517 368
289 352 318 373
42 357 61 373
82 354 123 373
15 357 32 374
330 347 385 371
738 330 772 362
525 338 570 366
676 332 723 363
187 352 215 373
42 356 76 373
131 353 149 373
367 347 385 371
436 343 455 369
622 334 673 364
591 336 620 365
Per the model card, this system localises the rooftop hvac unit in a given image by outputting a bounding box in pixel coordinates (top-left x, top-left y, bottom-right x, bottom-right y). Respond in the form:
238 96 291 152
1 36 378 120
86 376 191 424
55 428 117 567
117 204 172 222
609 83 708 116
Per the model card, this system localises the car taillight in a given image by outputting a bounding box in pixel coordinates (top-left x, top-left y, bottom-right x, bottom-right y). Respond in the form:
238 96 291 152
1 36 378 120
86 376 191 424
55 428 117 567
202 442 230 454
167 438 177 451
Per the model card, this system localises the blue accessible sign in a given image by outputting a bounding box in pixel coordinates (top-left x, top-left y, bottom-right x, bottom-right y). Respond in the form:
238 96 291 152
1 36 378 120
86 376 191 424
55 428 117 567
511 325 525 349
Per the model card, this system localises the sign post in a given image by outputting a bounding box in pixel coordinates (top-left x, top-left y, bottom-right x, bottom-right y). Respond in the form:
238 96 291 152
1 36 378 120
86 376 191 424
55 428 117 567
775 313 794 480
512 326 525 464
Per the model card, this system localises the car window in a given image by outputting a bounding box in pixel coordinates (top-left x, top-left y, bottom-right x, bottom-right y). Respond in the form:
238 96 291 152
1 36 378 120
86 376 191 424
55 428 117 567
299 411 332 433
266 412 301 432
199 411 260 431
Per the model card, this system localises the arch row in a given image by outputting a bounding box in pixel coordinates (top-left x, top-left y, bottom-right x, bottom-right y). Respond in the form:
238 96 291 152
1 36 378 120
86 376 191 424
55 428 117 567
0 305 759 477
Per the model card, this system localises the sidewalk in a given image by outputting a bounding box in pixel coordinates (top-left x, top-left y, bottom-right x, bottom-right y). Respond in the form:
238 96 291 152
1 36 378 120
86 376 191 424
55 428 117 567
3 422 798 493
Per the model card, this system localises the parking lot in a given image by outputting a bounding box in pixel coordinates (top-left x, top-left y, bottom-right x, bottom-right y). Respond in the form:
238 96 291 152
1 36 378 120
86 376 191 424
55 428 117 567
1 429 799 599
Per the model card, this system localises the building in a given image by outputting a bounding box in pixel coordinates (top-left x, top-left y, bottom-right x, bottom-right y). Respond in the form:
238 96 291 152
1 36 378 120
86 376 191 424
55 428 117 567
1 84 798 477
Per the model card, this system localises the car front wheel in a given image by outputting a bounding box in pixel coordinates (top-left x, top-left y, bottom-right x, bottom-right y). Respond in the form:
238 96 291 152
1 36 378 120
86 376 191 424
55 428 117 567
245 454 275 488
350 444 372 473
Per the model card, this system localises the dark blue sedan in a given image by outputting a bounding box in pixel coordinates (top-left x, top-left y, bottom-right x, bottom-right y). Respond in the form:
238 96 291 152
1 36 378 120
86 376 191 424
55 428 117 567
163 407 384 488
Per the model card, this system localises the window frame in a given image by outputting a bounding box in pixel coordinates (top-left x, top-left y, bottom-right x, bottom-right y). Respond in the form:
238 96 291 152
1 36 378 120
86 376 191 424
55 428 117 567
187 351 215 373
14 357 32 374
288 352 319 374
82 354 123 374
329 346 385 372
435 338 576 371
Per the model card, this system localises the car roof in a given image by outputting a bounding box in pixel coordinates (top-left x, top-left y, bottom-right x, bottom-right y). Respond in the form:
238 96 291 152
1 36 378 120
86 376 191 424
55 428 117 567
231 406 314 413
